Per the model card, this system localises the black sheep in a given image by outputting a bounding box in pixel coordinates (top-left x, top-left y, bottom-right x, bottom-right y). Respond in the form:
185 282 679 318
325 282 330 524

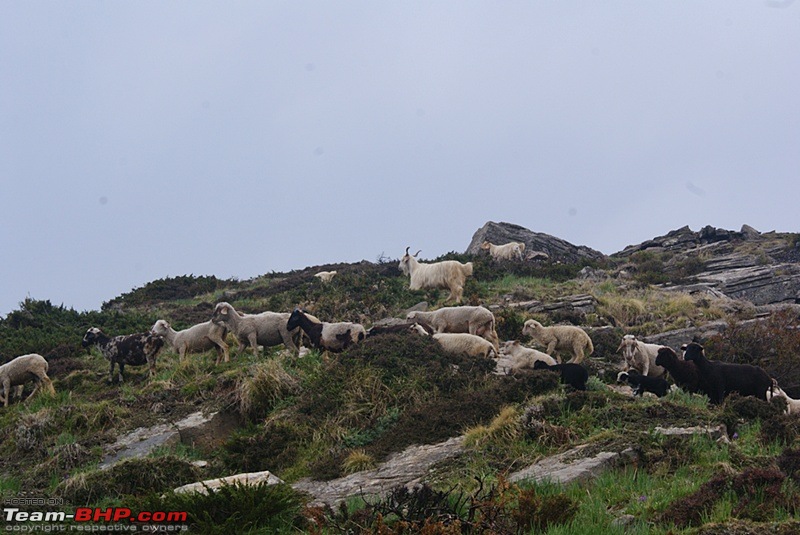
654 347 701 394
681 342 772 405
533 360 589 391
617 370 670 398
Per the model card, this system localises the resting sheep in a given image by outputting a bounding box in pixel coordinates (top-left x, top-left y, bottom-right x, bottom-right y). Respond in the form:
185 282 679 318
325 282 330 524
682 342 772 405
366 321 431 337
432 333 497 359
766 380 799 415
314 270 337 283
211 302 300 356
0 354 56 407
407 306 500 351
398 247 473 304
500 340 557 369
480 241 525 261
152 319 230 365
533 360 589 391
654 347 701 394
82 327 165 383
616 335 666 378
286 309 366 353
617 370 670 398
522 320 593 364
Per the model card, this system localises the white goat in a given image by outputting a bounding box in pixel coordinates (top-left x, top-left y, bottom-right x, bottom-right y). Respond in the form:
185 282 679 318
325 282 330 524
211 302 300 355
767 380 800 415
500 340 557 369
521 320 593 364
314 271 337 283
616 334 667 379
480 241 525 261
398 247 473 304
0 354 56 407
152 319 230 365
406 306 499 351
433 333 497 359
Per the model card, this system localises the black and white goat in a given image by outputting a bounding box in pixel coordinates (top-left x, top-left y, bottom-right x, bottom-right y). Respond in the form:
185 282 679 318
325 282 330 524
286 309 366 353
617 370 670 398
82 327 165 383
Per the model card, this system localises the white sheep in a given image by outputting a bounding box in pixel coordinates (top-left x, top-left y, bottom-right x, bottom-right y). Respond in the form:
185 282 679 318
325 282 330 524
314 270 338 283
152 319 230 365
406 306 499 351
500 340 557 369
616 335 667 379
521 319 593 364
398 247 473 304
0 354 56 407
433 333 497 359
211 302 300 356
767 380 800 415
480 240 525 261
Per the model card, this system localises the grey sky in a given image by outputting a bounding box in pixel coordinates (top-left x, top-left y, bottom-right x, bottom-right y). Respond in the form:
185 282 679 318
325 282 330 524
1 2 798 316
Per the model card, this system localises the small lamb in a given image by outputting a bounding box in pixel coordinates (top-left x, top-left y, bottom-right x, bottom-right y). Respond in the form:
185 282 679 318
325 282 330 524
522 319 593 364
617 370 670 398
0 354 56 407
432 333 497 359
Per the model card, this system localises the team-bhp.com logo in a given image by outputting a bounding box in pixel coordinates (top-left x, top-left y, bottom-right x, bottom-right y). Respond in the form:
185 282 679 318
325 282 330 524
3 506 188 532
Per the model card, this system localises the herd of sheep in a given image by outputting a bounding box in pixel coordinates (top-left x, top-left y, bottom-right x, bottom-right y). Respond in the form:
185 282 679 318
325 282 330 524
2 242 798 416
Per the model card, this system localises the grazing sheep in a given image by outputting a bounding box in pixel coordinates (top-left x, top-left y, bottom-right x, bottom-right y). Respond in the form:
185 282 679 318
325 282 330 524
766 379 799 415
82 327 165 383
432 333 497 359
211 302 300 356
532 360 589 391
0 354 56 407
152 319 230 365
398 247 473 304
480 241 525 261
314 270 337 283
366 321 431 337
616 335 666 378
682 342 772 405
617 370 670 398
286 309 366 352
500 340 557 368
654 347 701 394
522 320 593 364
407 306 500 351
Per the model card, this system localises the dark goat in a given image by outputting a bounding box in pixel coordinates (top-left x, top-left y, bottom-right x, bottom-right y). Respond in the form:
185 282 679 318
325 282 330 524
533 360 589 391
617 370 670 398
654 347 701 394
682 342 772 405
82 327 164 383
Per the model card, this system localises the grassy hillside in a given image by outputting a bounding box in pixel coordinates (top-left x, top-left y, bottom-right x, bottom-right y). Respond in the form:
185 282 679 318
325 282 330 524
1 246 800 534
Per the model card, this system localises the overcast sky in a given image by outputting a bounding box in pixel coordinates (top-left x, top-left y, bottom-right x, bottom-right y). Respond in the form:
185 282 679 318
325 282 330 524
1 2 798 316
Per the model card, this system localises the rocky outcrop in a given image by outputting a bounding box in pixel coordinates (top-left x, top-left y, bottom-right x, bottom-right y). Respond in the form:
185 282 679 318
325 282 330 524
100 411 237 469
615 225 756 257
466 222 605 264
174 470 284 495
292 437 465 506
509 444 638 485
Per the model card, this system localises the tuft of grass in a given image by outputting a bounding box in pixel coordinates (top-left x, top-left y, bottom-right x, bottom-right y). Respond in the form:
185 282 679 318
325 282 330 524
464 405 522 447
236 359 299 421
341 449 376 474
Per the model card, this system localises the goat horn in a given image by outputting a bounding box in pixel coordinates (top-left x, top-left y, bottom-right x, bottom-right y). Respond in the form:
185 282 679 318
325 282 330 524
415 250 422 256
405 247 410 255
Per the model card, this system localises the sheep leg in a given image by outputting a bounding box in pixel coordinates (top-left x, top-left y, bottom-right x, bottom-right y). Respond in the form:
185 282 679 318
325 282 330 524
208 334 230 364
546 341 561 363
640 357 650 377
280 330 299 355
109 361 117 383
117 362 125 383
248 334 259 357
1 379 10 407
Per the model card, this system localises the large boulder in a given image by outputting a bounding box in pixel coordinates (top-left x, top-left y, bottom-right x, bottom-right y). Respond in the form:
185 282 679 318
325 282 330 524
466 222 606 264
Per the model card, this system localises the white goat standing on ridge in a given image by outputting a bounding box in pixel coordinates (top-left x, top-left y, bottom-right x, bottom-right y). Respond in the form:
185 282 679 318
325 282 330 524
398 247 473 304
